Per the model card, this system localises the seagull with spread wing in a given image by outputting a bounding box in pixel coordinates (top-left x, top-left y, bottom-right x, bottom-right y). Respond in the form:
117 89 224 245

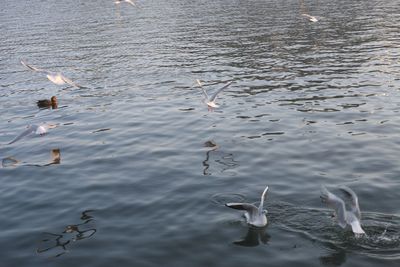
7 124 57 145
302 13 319 22
320 186 366 236
114 0 136 6
196 79 232 109
225 186 269 227
21 60 82 88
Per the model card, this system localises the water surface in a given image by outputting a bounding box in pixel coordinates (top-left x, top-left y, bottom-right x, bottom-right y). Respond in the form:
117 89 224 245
1 0 400 266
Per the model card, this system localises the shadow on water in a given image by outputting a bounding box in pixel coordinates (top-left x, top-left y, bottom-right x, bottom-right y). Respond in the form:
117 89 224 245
233 226 271 247
319 244 347 266
268 202 400 262
37 210 96 258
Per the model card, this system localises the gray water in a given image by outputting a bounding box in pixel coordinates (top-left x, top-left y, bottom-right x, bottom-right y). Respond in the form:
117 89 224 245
1 0 400 266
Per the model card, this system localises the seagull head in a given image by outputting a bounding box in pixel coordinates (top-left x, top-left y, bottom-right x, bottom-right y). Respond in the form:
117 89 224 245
262 209 268 215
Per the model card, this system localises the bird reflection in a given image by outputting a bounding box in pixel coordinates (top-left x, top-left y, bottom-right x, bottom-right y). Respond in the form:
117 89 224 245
233 227 271 247
37 96 58 109
37 210 96 258
203 140 218 175
202 140 238 175
1 157 20 168
37 233 70 258
319 246 347 266
34 148 61 167
1 149 61 168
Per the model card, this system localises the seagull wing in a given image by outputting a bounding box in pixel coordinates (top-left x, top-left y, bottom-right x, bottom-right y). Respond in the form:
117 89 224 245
301 14 318 22
210 81 232 102
225 202 258 218
21 60 48 73
124 0 136 6
60 74 82 88
200 87 209 100
339 186 361 219
320 187 347 228
347 212 365 234
258 186 269 213
8 125 36 145
196 79 209 100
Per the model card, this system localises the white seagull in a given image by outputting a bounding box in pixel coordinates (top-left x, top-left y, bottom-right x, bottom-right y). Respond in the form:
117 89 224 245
114 0 136 6
302 13 318 22
7 124 56 145
21 60 82 88
320 186 366 236
225 186 269 227
196 79 232 109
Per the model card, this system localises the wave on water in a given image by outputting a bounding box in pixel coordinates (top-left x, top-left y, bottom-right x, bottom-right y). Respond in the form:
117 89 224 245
210 192 246 206
268 201 400 260
36 210 96 258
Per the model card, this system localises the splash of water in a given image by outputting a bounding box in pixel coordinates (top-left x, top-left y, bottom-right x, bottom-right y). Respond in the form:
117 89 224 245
268 201 400 260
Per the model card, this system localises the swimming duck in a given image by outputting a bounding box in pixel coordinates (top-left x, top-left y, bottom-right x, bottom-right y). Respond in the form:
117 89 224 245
37 96 58 109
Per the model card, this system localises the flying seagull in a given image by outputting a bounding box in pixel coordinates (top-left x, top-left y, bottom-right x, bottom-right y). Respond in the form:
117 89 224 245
21 60 82 88
225 186 269 227
302 13 318 22
7 124 56 145
114 0 136 6
320 186 366 236
196 79 232 109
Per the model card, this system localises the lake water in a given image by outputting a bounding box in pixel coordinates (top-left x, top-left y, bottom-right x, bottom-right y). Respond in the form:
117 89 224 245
1 0 400 266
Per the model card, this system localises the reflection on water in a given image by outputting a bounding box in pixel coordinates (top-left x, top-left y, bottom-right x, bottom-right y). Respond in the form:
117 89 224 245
37 210 96 258
319 246 347 266
43 148 61 166
1 149 61 168
1 157 20 168
233 226 271 247
202 140 218 176
202 140 239 176
1 0 400 266
92 128 111 133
